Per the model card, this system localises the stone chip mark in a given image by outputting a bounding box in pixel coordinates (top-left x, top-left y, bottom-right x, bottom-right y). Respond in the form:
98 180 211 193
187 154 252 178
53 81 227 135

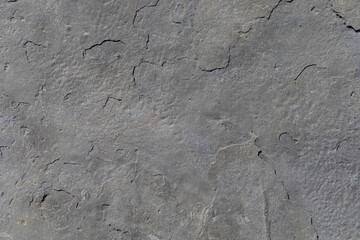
279 132 298 145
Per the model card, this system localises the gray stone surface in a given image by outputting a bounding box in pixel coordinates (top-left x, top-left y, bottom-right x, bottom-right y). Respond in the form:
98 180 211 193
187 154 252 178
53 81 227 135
0 0 359 239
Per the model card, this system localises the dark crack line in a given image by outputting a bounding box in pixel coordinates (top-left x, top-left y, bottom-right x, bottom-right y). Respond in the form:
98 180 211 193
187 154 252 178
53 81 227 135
330 7 360 33
24 51 30 63
0 146 9 158
334 138 349 151
310 216 320 239
238 26 253 35
15 102 30 109
83 40 125 57
23 40 46 63
145 34 150 50
64 92 72 101
346 25 360 33
88 143 94 155
103 96 122 108
132 59 157 86
63 162 79 165
133 0 161 26
268 0 283 20
23 40 45 48
199 47 231 72
293 64 317 84
40 193 48 203
14 173 26 186
331 8 344 19
53 188 75 197
28 196 34 206
255 0 294 21
132 65 138 86
44 158 60 171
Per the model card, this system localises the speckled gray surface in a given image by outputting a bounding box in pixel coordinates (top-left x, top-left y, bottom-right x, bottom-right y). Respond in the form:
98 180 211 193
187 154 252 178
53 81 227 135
1 0 360 239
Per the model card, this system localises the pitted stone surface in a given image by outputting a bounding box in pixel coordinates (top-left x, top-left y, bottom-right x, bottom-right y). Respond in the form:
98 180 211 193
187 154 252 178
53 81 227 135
0 0 359 239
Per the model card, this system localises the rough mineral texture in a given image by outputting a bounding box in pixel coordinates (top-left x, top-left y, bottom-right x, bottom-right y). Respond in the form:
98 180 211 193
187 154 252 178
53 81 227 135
0 0 359 239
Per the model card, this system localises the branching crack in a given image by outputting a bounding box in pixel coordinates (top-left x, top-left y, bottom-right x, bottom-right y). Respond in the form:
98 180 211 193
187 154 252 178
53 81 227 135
103 96 122 108
15 102 30 109
133 0 161 26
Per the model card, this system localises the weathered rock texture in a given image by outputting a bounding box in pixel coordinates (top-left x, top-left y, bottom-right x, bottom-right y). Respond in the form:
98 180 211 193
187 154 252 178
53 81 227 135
0 0 359 239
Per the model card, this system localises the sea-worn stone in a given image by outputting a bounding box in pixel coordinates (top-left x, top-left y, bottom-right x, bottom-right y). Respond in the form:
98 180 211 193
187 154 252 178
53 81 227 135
0 0 359 239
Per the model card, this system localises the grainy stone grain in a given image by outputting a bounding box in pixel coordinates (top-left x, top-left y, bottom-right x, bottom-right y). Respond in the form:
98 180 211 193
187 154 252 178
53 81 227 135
0 0 359 239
